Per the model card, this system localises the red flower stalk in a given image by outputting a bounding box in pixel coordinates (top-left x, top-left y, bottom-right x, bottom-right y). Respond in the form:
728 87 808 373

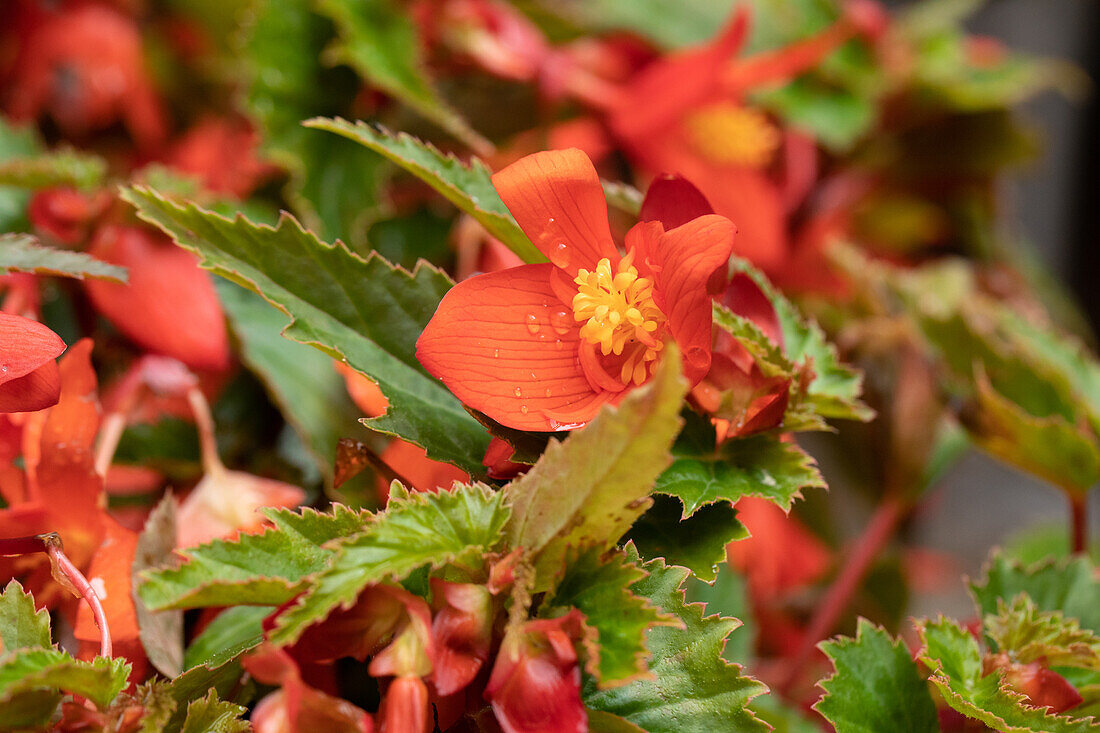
416 148 734 431
430 578 494 696
0 313 66 414
607 2 885 271
83 225 230 372
3 1 167 149
484 610 587 733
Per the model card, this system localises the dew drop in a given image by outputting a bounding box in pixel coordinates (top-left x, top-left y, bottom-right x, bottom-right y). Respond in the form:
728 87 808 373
544 388 551 397
548 217 555 223
548 242 570 268
493 349 500 358
520 405 529 414
513 387 522 397
525 313 541 335
0 365 7 374
549 308 572 335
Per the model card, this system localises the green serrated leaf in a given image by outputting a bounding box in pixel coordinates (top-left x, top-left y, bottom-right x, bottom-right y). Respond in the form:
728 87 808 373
920 617 1099 733
179 689 249 733
0 120 39 232
628 495 747 583
538 0 738 49
655 434 825 516
970 553 1100 636
711 301 792 379
0 581 51 654
304 117 544 264
141 659 246 733
138 505 365 611
0 649 130 711
269 483 509 645
546 547 675 686
315 0 489 152
217 279 366 485
0 147 107 190
0 233 127 282
185 606 272 671
985 594 1100 670
584 546 768 732
122 186 492 476
815 619 939 733
503 350 686 588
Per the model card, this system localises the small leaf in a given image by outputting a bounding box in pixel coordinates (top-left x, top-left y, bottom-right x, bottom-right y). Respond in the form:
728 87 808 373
0 147 107 190
269 482 510 645
971 553 1100 636
132 495 184 677
138 505 366 611
628 495 747 583
815 619 939 733
0 580 51 653
122 186 492 476
184 606 272 671
546 547 675 686
583 547 768 732
920 617 1099 733
0 233 128 282
0 649 130 710
314 0 489 152
179 689 249 733
655 434 826 516
985 595 1100 670
503 349 687 588
304 118 544 264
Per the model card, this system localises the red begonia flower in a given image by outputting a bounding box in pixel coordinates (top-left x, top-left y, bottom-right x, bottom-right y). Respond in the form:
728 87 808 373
607 3 882 271
28 188 109 246
377 676 431 733
430 578 494 696
246 644 374 733
484 610 587 733
416 148 734 431
164 116 275 199
0 313 66 414
84 225 230 371
3 1 167 149
727 497 831 600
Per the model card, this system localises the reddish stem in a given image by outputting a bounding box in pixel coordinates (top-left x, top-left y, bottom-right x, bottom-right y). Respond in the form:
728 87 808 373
0 533 112 658
777 493 906 696
1070 495 1088 555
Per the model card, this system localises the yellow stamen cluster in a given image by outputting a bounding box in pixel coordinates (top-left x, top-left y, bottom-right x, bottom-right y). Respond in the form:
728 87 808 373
572 256 665 385
684 102 781 169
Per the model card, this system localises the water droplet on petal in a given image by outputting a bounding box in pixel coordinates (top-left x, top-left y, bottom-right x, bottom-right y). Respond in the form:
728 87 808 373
548 242 570 268
513 387 522 397
548 217 555 223
549 308 572 335
493 349 500 358
544 388 551 397
525 313 541 335
520 405 529 414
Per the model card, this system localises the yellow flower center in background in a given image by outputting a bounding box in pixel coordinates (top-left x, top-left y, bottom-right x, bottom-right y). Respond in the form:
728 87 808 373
684 102 781 168
572 256 665 386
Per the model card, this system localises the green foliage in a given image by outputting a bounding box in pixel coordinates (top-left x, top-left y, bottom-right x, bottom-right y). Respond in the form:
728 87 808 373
314 0 488 151
535 0 738 49
583 547 768 732
971 553 1100 636
217 279 366 486
546 547 674 686
753 79 876 151
0 581 51 653
305 118 544 263
138 505 366 610
0 147 107 190
184 606 272 670
503 350 686 589
123 186 493 475
628 495 746 583
985 595 1100 670
0 234 127 281
0 650 130 714
0 120 42 232
815 620 939 733
656 434 826 515
269 483 510 645
178 690 250 733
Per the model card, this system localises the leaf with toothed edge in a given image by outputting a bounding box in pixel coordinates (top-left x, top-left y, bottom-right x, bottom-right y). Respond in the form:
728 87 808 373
0 234 128 282
919 616 1100 733
545 546 677 687
627 495 747 583
583 546 769 733
0 581 51 653
304 117 545 264
137 505 366 611
121 185 493 476
970 553 1100 635
0 650 131 711
815 619 939 733
178 689 249 733
268 482 510 646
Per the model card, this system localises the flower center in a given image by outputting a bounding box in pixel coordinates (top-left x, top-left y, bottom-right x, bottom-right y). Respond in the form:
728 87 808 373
572 256 665 386
684 102 781 169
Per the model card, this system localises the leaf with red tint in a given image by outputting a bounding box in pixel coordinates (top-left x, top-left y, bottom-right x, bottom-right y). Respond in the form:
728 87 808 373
84 225 229 371
0 313 65 414
485 610 587 733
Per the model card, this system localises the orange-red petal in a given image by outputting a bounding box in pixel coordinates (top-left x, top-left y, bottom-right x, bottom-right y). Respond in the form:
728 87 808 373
490 149 619 273
0 361 62 414
628 216 735 384
416 264 605 431
0 313 66 385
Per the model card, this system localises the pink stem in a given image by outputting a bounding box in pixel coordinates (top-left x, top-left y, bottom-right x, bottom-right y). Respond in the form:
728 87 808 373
0 533 112 658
